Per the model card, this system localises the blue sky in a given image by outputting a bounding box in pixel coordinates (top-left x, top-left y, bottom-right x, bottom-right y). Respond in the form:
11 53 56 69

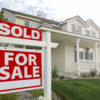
0 0 100 26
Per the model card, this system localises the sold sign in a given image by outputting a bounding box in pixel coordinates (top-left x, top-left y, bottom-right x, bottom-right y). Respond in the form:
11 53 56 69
0 48 42 94
0 21 42 41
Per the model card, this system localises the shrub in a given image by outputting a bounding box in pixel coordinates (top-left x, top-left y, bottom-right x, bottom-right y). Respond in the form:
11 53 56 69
90 69 97 77
60 75 64 80
56 74 59 78
52 67 58 79
82 73 90 77
98 73 100 77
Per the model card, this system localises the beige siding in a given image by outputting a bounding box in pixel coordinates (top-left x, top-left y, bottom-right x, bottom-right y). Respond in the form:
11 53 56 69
64 40 76 73
86 22 99 38
52 41 66 73
61 19 100 39
65 20 86 35
16 16 41 28
16 17 25 25
4 10 15 23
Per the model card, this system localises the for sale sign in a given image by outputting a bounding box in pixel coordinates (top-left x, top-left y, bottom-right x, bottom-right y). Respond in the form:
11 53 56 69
0 48 42 94
0 21 42 41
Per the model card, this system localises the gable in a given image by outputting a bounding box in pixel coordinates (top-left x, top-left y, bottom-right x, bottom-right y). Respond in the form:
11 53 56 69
60 16 88 27
86 20 100 32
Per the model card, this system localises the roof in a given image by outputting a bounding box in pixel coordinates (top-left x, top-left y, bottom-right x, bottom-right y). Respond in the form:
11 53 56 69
60 15 88 27
86 19 100 31
2 8 100 31
2 8 59 25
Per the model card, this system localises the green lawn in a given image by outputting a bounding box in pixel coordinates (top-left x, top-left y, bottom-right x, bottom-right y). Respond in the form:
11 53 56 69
1 79 100 100
0 93 18 100
52 79 100 100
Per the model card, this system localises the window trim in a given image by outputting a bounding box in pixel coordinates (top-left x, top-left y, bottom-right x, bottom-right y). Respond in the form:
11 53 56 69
74 46 93 62
25 20 29 27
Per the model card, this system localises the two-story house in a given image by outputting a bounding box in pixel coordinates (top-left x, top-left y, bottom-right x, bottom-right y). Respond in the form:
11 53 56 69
1 8 100 76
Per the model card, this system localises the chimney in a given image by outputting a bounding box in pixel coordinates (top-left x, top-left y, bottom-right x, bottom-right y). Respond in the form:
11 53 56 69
37 10 45 18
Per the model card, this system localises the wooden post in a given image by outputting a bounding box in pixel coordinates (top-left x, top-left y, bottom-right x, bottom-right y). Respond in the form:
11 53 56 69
43 31 52 100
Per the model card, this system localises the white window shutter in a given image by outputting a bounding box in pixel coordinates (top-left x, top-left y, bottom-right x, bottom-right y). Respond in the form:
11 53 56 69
72 24 75 32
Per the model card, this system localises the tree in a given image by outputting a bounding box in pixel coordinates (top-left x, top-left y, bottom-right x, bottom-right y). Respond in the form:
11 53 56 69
0 10 8 22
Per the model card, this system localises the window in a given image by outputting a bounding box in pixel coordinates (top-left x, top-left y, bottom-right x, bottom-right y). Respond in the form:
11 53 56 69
25 20 29 26
72 24 81 34
79 48 84 60
29 21 34 28
90 31 96 37
74 46 77 62
74 47 84 62
85 47 93 60
89 48 93 60
86 30 89 36
85 47 89 60
74 47 93 62
86 30 96 37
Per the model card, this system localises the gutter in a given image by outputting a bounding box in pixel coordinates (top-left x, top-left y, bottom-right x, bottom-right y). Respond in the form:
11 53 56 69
39 27 100 42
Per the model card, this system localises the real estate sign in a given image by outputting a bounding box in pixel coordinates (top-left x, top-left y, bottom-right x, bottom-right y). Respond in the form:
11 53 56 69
0 21 43 94
0 48 42 94
0 21 42 41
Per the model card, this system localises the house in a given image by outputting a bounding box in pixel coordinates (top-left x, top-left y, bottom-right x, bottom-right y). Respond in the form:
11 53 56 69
1 8 100 76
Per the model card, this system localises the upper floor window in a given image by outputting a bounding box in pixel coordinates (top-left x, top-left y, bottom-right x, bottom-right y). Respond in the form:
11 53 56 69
72 24 81 34
25 20 29 27
86 30 96 37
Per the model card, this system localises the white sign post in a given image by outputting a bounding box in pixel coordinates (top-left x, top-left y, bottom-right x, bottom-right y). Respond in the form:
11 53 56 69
43 31 52 100
0 21 59 100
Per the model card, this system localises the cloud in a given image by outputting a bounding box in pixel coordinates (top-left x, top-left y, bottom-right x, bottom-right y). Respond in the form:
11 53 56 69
0 0 100 26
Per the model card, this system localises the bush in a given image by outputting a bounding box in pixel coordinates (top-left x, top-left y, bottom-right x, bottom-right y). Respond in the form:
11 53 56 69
82 73 90 77
52 67 58 79
56 74 59 78
90 69 97 77
60 75 64 80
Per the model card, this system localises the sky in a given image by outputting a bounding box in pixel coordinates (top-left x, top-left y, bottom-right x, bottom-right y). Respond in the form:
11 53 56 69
0 0 100 26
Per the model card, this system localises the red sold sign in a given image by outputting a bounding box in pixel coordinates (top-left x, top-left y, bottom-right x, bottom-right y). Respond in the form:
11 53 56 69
0 21 42 41
0 48 42 94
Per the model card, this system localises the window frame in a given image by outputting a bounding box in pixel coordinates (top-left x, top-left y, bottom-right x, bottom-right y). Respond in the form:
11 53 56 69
72 24 82 34
74 46 93 62
25 20 29 27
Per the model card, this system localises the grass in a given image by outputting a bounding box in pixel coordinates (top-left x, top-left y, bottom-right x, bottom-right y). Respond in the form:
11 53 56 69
28 89 44 97
0 93 18 100
52 79 100 100
1 79 100 100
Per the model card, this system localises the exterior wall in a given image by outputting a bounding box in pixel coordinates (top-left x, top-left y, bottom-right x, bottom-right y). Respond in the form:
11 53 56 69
86 22 100 38
3 10 16 23
61 19 100 39
62 19 86 35
64 40 77 73
51 41 66 74
3 9 100 76
97 47 100 72
52 38 100 76
61 23 67 31
16 17 25 25
15 16 41 28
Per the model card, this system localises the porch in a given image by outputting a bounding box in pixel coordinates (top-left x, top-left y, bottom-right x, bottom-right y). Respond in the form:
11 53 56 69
48 29 100 76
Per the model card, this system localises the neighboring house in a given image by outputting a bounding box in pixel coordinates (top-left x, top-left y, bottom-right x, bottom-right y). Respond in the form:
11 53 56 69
1 8 100 76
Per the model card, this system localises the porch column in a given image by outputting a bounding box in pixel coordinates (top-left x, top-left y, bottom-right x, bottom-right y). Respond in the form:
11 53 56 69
95 42 98 71
76 39 80 76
